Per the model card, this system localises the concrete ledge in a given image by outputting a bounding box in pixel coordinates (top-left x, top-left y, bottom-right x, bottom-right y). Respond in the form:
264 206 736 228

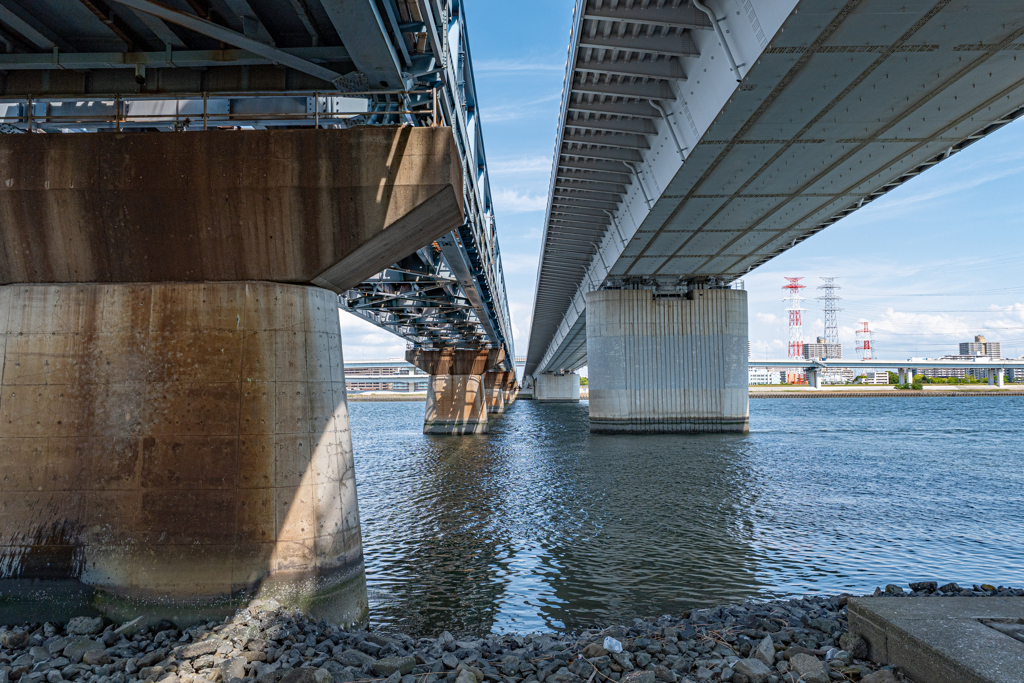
849 597 1024 683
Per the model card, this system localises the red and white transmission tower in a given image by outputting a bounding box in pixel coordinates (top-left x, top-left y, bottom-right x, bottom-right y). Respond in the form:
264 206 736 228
782 277 807 359
856 321 874 361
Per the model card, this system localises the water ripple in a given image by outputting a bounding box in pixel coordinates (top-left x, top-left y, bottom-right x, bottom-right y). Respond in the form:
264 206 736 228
351 397 1024 636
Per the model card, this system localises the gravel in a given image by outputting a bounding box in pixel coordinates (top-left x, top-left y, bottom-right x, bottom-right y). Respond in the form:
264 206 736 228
2 583 1022 683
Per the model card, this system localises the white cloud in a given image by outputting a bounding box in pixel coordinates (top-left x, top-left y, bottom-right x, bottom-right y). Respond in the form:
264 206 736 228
494 188 547 214
474 59 565 74
488 155 553 176
501 251 541 275
339 311 407 361
755 312 779 325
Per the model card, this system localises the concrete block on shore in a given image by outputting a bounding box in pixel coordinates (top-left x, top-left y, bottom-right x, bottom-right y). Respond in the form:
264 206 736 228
849 597 1024 683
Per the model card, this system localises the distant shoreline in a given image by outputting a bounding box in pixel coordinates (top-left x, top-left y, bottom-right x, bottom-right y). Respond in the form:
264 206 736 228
751 388 1024 398
347 389 1024 402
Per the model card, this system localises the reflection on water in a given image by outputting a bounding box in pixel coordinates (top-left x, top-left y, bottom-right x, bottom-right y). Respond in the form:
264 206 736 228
350 397 1024 636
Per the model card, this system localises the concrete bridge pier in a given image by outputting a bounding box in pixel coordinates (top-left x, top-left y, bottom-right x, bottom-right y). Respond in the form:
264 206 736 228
482 371 507 414
586 288 748 434
0 125 467 623
407 349 505 434
502 373 520 404
808 369 823 390
535 373 581 403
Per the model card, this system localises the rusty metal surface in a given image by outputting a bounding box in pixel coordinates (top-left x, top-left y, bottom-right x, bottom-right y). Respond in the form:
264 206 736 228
0 126 463 292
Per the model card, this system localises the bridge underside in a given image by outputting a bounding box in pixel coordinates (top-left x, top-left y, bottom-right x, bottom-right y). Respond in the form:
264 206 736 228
528 0 1024 432
0 125 462 621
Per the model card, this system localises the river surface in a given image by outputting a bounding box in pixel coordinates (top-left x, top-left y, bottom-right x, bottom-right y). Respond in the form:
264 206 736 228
349 397 1024 636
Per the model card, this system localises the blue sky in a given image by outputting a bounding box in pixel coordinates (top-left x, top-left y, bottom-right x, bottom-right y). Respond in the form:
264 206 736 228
341 0 1024 365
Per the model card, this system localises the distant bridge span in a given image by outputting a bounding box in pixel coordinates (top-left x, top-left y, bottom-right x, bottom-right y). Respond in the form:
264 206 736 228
526 0 1024 432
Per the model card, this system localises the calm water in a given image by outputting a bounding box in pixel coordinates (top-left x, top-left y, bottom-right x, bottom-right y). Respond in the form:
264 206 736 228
349 397 1024 636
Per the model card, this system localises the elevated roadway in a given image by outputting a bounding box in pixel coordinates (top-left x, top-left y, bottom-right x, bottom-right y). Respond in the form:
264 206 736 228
526 0 1024 432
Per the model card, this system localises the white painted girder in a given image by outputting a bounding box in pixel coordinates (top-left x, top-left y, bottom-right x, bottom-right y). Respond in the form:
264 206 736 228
526 0 1024 378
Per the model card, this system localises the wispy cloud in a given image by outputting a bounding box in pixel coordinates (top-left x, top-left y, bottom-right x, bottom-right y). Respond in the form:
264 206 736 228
479 92 562 123
495 188 547 214
489 155 553 175
474 58 565 74
859 160 1024 220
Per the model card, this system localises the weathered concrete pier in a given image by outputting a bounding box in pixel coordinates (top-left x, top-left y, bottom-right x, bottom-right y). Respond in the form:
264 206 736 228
0 125 464 623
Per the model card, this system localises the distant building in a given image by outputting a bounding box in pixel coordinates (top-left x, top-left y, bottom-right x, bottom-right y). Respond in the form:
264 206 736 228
748 367 780 385
804 336 842 360
345 359 429 393
865 371 889 385
960 335 1001 359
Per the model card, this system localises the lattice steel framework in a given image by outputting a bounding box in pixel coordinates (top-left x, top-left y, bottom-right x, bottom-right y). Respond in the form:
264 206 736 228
782 277 806 360
817 278 843 346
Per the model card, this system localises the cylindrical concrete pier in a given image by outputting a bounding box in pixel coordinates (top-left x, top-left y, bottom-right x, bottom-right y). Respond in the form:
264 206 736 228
0 282 367 624
586 288 749 433
483 372 508 414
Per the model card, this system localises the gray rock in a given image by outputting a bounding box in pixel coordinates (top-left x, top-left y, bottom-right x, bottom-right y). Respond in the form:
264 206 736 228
860 671 896 683
321 661 354 683
383 672 401 683
258 668 289 683
454 670 476 683
938 583 961 593
732 659 771 683
279 668 331 683
176 640 222 660
219 657 247 681
610 652 634 672
620 672 655 683
371 657 416 677
837 633 867 661
137 649 168 668
81 650 112 666
883 585 905 596
65 618 104 637
114 618 146 638
44 670 62 683
1 631 29 649
62 640 104 663
788 654 829 683
158 675 180 683
908 581 937 592
440 653 459 670
30 647 50 663
335 649 376 669
752 636 774 668
499 656 520 676
138 666 165 680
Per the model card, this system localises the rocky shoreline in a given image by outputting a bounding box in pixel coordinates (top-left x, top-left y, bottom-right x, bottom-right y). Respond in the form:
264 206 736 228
2 583 1022 683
